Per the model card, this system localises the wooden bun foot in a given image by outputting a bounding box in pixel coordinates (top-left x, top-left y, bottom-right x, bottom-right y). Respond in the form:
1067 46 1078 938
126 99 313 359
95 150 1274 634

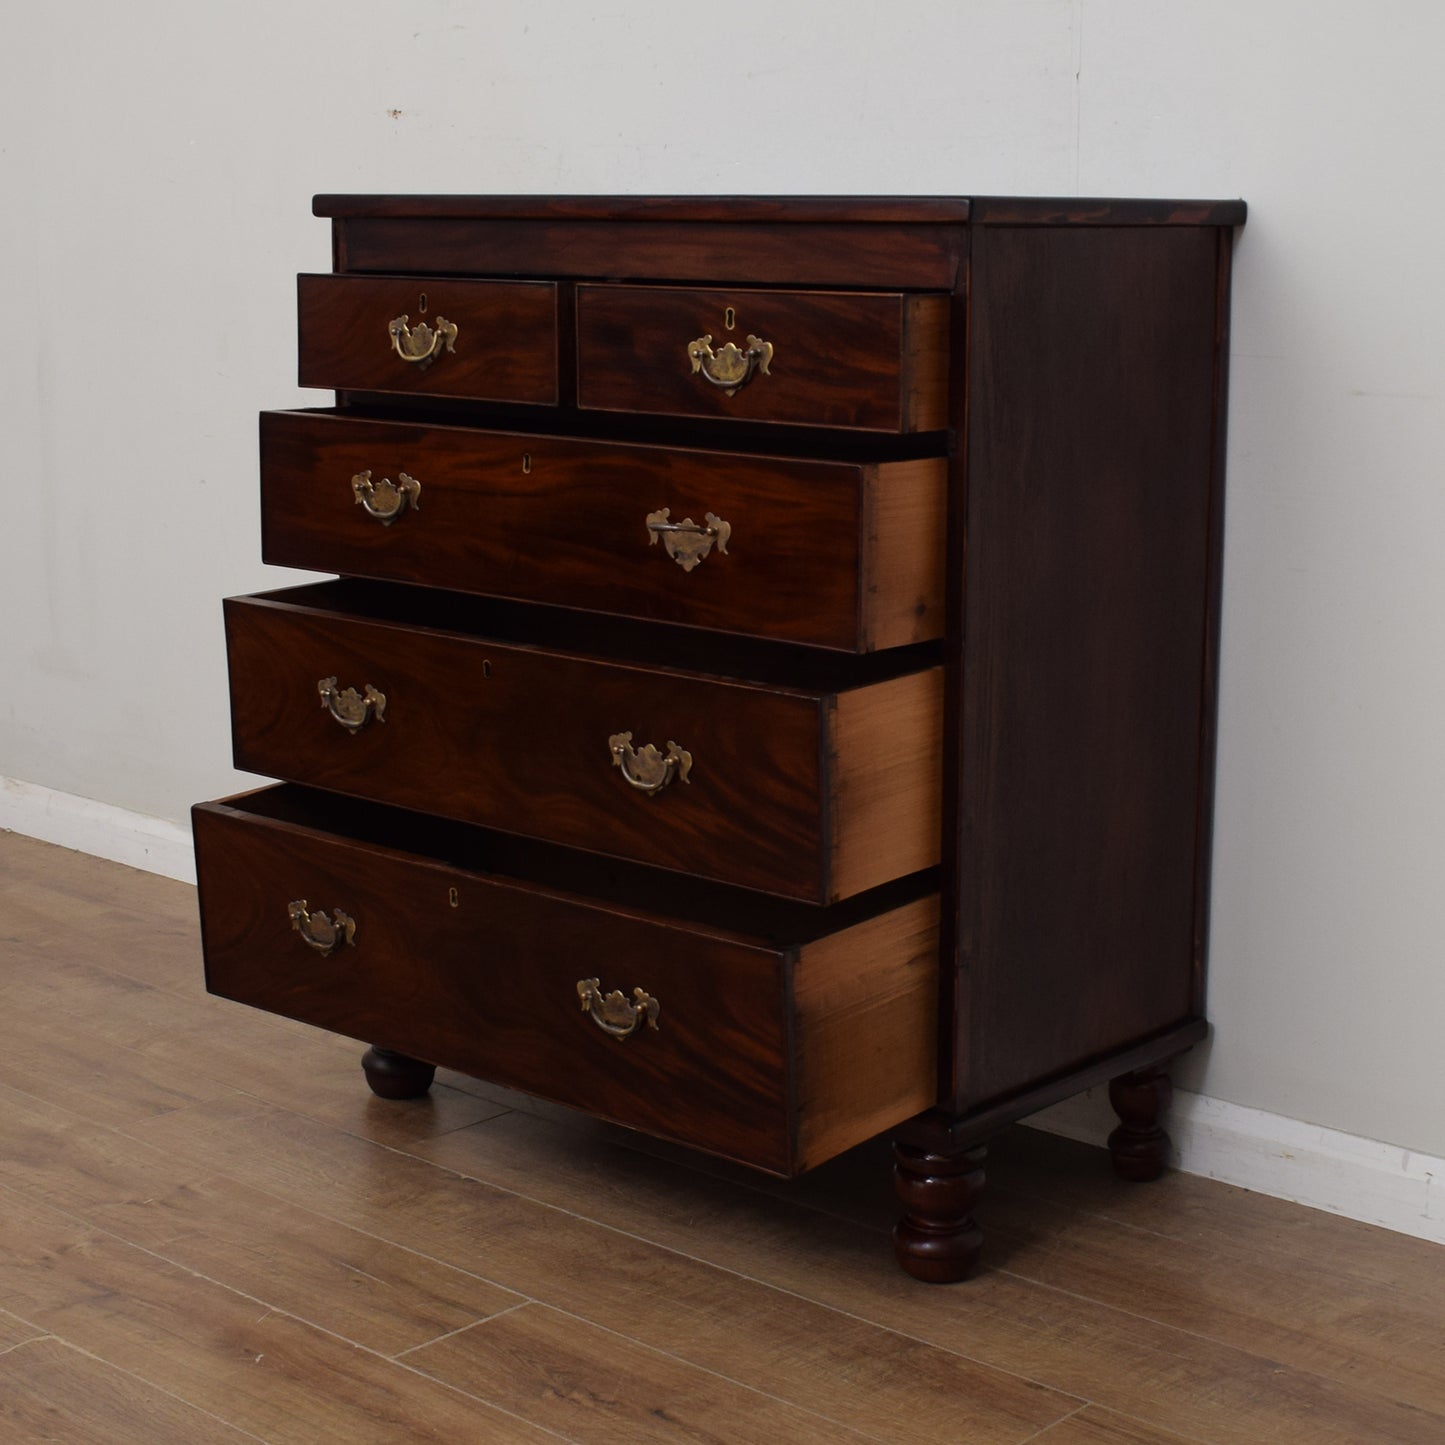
892 1140 986 1283
1108 1064 1173 1181
361 1046 436 1100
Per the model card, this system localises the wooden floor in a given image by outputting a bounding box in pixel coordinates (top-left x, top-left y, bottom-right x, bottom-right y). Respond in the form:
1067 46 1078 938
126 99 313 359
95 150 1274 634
1 833 1443 1444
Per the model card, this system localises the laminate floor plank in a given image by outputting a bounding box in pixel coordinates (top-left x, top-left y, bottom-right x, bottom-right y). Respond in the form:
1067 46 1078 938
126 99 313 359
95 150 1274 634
1024 1405 1203 1444
0 944 506 1144
403 1108 1445 1445
0 1019 235 1128
0 839 199 994
0 1336 260 1444
0 1192 566 1444
0 1306 47 1353
0 1086 526 1358
5 830 1444 1445
623 1120 1445 1417
129 1099 1082 1444
977 1179 1445 1417
86 1174 528 1358
985 1125 1445 1309
0 951 315 1061
406 1301 886 1444
143 1015 512 1147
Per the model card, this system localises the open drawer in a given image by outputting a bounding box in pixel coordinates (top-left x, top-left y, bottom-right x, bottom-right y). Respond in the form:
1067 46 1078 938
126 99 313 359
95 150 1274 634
224 580 943 903
193 786 941 1175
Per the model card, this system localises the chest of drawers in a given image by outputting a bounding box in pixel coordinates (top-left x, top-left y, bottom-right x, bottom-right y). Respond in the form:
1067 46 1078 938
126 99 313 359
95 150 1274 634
194 194 1244 1281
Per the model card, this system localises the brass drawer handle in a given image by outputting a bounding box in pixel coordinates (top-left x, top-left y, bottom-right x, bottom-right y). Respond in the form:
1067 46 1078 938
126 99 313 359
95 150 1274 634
645 509 731 573
687 333 772 396
318 676 387 734
288 900 356 956
608 732 691 795
352 469 420 525
388 313 457 368
577 978 660 1039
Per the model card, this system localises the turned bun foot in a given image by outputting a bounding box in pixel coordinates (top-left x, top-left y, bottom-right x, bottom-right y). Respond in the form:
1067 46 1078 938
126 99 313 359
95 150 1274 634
1108 1064 1173 1181
892 1140 986 1283
361 1046 436 1100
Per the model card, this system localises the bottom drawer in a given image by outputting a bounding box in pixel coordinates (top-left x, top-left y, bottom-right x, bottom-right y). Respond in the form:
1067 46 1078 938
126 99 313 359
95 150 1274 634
193 787 940 1175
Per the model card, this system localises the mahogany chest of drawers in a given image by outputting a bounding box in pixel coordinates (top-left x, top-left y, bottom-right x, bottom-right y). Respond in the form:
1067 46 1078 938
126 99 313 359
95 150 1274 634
194 194 1244 1281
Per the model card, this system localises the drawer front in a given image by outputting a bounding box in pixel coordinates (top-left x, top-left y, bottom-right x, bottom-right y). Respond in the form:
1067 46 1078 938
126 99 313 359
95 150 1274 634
297 274 558 404
193 793 941 1174
576 285 949 431
224 589 942 902
259 411 946 652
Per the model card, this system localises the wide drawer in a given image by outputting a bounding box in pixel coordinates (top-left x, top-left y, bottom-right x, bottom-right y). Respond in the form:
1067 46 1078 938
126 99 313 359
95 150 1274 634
259 410 946 652
297 274 558 404
193 787 941 1175
225 581 943 902
576 285 949 431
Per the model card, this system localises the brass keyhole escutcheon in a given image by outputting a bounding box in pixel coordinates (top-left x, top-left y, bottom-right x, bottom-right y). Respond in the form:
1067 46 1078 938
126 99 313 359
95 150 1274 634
448 886 459 908
418 291 428 312
724 306 736 331
522 453 532 474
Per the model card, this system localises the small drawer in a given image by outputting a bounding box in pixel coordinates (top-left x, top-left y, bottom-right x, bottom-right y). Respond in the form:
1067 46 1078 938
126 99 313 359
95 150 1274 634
193 787 941 1175
259 410 946 652
224 581 943 903
576 285 949 432
297 274 558 404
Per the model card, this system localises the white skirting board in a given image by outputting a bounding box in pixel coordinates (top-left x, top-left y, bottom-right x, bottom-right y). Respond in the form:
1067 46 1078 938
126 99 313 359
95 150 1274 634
1026 1087 1444 1247
1 775 196 886
3 774 1441 1248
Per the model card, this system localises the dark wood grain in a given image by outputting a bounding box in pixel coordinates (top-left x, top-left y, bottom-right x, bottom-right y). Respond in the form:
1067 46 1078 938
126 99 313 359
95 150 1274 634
223 585 940 902
316 195 976 222
1108 1064 1174 1181
893 1134 986 1283
297 274 558 403
360 1046 436 1100
577 286 949 432
951 224 1223 1110
193 796 937 1174
193 798 793 1169
202 193 1247 1282
336 219 965 288
258 409 945 651
1191 229 1237 1016
314 194 1244 226
967 197 1247 226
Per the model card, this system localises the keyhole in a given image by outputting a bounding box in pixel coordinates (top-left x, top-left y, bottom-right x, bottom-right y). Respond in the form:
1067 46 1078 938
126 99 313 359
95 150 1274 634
724 306 736 331
448 886 459 908
521 453 532 474
482 659 492 679
418 292 428 313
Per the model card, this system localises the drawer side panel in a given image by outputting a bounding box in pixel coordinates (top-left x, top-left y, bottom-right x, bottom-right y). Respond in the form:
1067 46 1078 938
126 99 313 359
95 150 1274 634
793 894 941 1171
